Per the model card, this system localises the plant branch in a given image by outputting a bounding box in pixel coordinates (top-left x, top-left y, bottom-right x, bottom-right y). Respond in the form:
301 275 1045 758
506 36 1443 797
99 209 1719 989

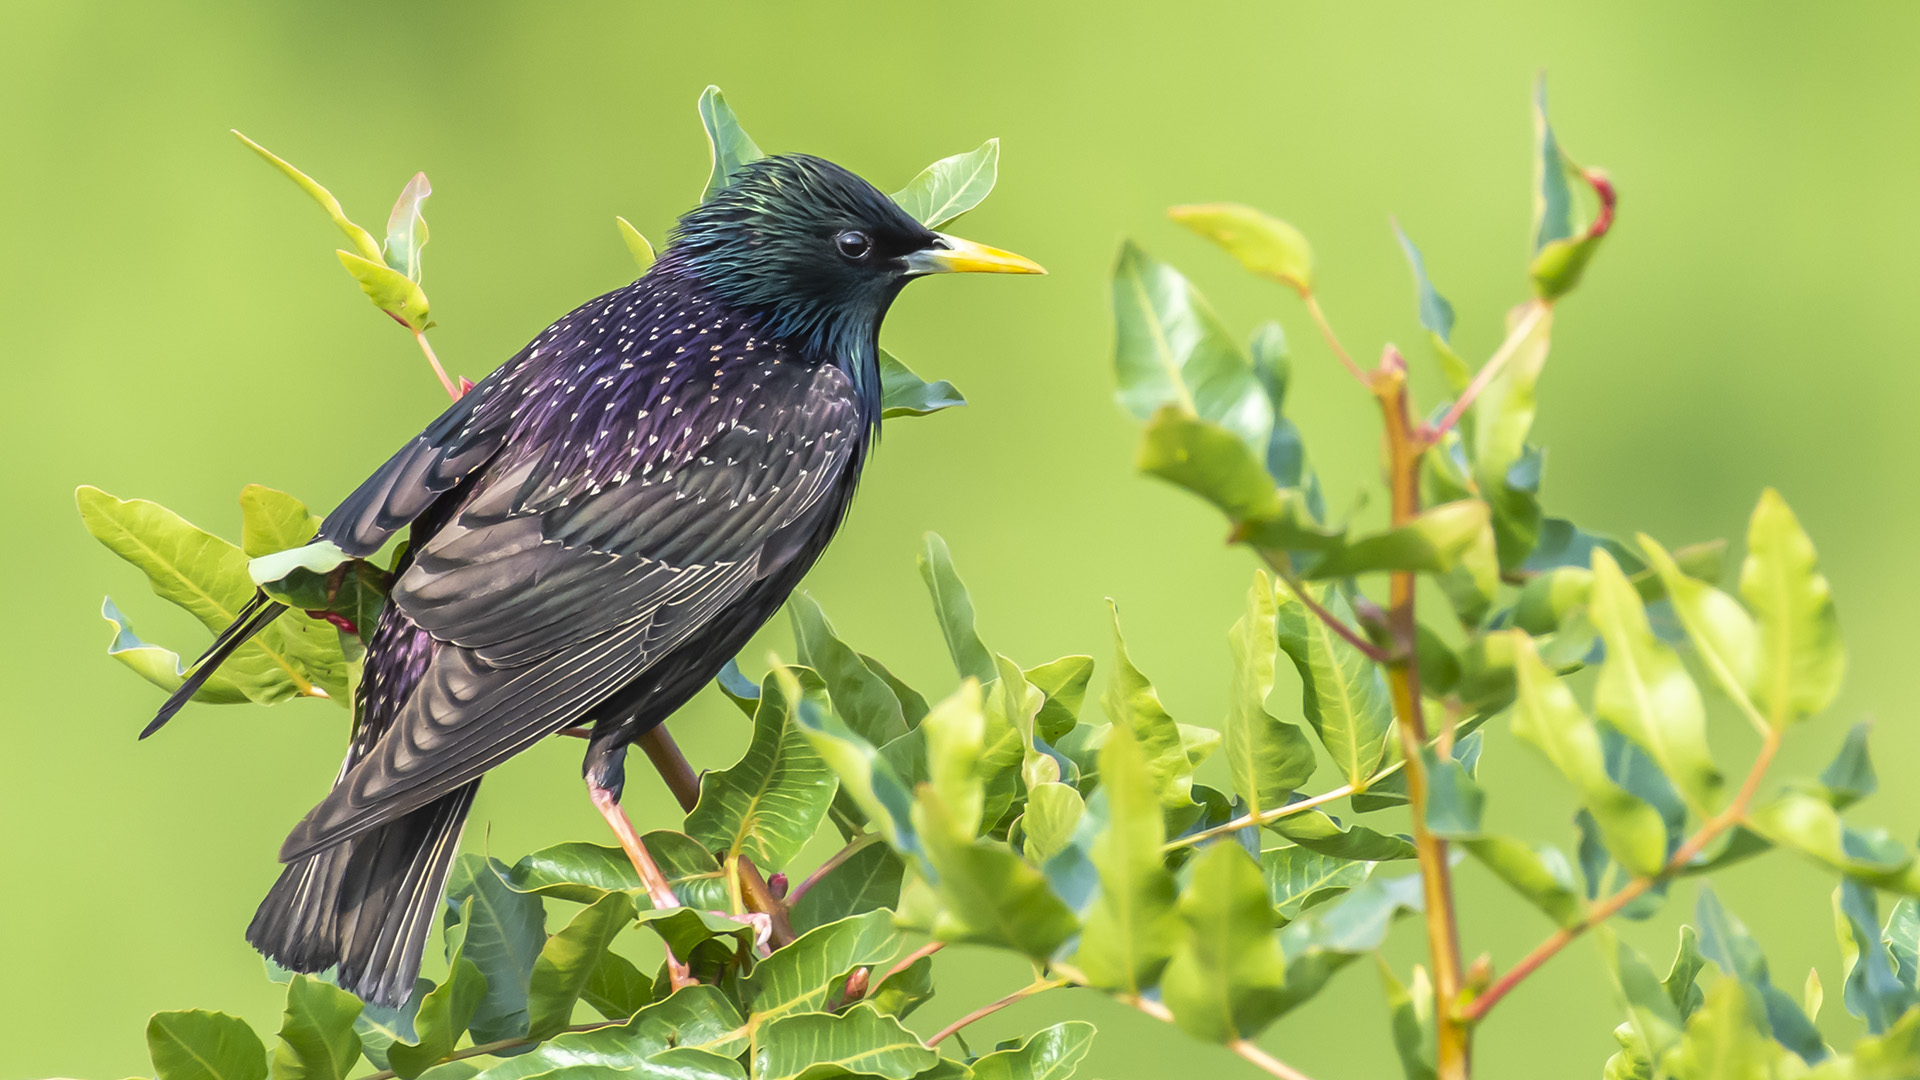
1372 349 1467 1080
1430 301 1548 440
1163 782 1354 851
1303 291 1370 387
1124 994 1320 1080
416 330 459 402
884 940 946 984
1459 727 1783 1024
1258 552 1391 663
788 833 883 906
928 977 1066 1046
356 1020 619 1080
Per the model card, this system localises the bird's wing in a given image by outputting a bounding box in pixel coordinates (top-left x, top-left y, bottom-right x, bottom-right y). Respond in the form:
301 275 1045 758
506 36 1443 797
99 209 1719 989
280 363 863 860
318 371 515 556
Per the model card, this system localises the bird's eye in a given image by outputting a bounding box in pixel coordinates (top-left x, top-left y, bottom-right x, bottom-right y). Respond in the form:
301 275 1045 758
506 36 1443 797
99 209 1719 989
834 230 873 261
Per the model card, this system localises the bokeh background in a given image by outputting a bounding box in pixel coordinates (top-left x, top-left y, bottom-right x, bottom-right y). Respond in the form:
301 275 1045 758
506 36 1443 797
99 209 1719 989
6 2 1918 1077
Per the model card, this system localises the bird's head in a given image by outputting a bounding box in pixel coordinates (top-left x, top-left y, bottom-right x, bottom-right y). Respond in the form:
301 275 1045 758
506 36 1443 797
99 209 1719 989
664 153 1041 400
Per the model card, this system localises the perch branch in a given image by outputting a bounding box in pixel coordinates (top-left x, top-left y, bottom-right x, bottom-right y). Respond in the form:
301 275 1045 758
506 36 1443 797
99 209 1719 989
928 977 1067 1046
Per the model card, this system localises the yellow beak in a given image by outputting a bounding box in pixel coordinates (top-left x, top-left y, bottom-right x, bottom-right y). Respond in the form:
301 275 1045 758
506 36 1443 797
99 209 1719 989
905 233 1046 276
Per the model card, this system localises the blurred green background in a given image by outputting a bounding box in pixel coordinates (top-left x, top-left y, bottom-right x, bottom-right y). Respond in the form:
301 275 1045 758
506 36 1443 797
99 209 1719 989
5 1 1918 1077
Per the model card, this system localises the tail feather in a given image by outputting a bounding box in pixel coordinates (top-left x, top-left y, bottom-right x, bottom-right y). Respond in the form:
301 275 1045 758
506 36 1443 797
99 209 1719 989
142 592 289 738
247 781 479 1006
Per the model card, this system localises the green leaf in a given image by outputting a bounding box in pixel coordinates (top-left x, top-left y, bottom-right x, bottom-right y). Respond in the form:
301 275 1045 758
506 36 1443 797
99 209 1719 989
387 952 484 1080
868 954 935 1021
1661 977 1787 1079
233 130 384 263
879 350 966 419
1853 1007 1920 1079
1167 203 1313 295
916 790 1077 959
1693 886 1827 1063
1468 306 1553 570
1889 900 1920 994
1527 80 1612 301
1022 782 1086 866
355 980 430 1071
1247 322 1315 489
615 216 654 273
1271 872 1425 1017
472 985 747 1080
248 540 351 587
697 86 763 201
1136 408 1342 551
718 658 761 717
1103 602 1198 809
791 592 910 747
1665 926 1710 1022
1379 961 1437 1080
1304 500 1494 580
149 1010 268 1080
918 533 995 683
632 906 758 962
382 172 431 281
444 857 545 1045
1509 632 1667 876
1836 879 1913 1033
742 909 903 1022
1589 549 1722 810
77 485 349 705
891 138 998 229
1740 488 1845 725
1225 572 1318 822
754 1005 936 1080
1420 746 1485 838
1026 655 1095 744
920 680 991 836
526 892 636 1040
1162 843 1286 1041
239 485 322 557
337 249 433 332
1072 725 1181 993
101 596 250 703
968 1022 1097 1080
1593 929 1684 1080
270 974 362 1080
1815 722 1877 810
1460 837 1582 928
790 840 905 935
1112 241 1273 455
1392 220 1455 344
1262 846 1373 922
1269 808 1416 861
1746 792 1915 890
1272 579 1394 789
688 669 838 870
580 952 651 1022
793 687 921 857
510 833 728 910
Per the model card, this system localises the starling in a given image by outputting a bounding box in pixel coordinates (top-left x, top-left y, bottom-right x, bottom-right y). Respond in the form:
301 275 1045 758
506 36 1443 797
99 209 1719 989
146 154 1042 1005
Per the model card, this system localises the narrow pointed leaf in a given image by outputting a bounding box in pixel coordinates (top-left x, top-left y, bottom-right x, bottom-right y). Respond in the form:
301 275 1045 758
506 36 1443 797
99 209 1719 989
918 533 994 683
1136 408 1341 551
879 349 966 418
337 250 433 332
388 950 486 1080
1103 602 1196 808
1272 578 1393 789
1225 572 1317 820
1379 962 1438 1080
1693 886 1826 1063
383 172 431 281
891 138 998 229
527 892 637 1040
791 592 909 746
233 130 384 262
1639 534 1761 711
1072 726 1181 993
614 217 654 273
1026 655 1095 744
101 596 249 703
697 86 763 201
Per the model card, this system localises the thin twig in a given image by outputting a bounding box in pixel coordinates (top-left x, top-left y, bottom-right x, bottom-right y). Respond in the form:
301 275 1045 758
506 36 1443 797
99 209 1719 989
1125 994 1320 1080
1459 728 1783 1023
883 941 946 985
1430 301 1549 439
415 330 459 402
928 978 1066 1046
1258 552 1391 663
1303 292 1370 387
789 834 883 906
1163 783 1355 852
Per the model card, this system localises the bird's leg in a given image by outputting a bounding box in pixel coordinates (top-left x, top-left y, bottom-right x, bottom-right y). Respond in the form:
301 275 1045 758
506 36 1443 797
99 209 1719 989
586 782 695 989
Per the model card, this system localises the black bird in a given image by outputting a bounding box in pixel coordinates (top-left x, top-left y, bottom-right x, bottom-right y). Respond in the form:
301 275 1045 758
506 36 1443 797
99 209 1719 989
148 154 1042 1005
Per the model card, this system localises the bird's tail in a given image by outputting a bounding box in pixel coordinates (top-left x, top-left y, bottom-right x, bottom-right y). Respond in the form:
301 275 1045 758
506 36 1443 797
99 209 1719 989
246 779 480 1007
142 591 289 738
